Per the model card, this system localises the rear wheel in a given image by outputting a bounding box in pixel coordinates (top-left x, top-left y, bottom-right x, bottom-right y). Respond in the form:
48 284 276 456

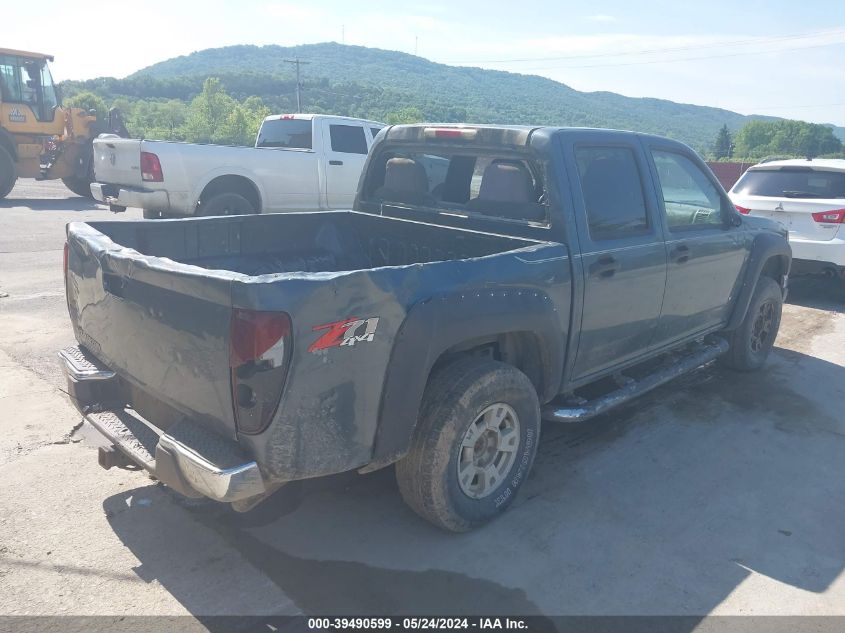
721 276 783 371
198 192 254 217
0 146 17 199
396 357 541 532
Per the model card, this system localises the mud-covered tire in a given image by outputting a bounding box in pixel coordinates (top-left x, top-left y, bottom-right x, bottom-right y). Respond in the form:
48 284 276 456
0 145 16 199
721 276 783 371
198 192 254 217
396 357 541 532
61 177 94 199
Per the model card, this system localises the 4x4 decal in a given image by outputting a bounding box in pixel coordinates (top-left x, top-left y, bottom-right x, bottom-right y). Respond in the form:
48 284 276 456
308 317 380 352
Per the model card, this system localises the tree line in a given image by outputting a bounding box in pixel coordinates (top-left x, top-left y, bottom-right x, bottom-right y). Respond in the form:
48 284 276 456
710 120 842 162
64 75 843 159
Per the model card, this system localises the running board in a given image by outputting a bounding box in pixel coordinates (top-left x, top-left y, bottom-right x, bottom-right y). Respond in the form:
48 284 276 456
542 338 729 424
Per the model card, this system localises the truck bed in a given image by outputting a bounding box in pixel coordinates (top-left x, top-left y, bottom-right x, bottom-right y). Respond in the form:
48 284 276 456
89 211 532 275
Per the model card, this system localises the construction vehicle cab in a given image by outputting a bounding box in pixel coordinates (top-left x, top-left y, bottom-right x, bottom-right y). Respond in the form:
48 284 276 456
0 48 124 199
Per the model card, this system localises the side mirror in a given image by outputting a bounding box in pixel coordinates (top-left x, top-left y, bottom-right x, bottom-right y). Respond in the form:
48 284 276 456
728 212 743 228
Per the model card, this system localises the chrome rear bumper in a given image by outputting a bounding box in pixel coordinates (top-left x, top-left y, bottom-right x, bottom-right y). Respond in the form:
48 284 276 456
59 345 265 503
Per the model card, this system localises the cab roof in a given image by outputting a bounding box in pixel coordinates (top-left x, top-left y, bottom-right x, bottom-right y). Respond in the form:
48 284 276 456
0 48 53 61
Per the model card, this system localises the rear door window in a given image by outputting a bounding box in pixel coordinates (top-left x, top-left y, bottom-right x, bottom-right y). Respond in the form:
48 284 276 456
329 124 368 154
574 146 649 240
255 119 313 149
733 168 845 199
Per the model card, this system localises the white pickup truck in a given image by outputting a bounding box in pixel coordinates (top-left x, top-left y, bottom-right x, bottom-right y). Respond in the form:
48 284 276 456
90 114 384 218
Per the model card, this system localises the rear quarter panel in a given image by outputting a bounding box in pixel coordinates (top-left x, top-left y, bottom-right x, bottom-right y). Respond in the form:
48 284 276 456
234 241 572 481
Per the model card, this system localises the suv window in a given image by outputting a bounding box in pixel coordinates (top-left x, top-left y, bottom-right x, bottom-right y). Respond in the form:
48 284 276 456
575 146 648 240
255 119 312 149
652 150 723 228
733 168 845 199
362 150 547 224
370 127 383 140
330 124 368 154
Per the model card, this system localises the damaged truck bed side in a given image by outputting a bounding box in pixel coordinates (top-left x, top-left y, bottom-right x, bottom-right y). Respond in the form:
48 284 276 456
61 124 791 531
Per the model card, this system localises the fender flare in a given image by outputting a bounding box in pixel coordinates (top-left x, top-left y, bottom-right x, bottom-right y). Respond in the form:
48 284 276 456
726 232 791 331
368 288 565 467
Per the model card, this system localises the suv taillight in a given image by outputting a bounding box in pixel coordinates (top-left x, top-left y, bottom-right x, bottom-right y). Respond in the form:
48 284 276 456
811 209 845 224
140 151 164 182
229 309 292 435
735 205 751 215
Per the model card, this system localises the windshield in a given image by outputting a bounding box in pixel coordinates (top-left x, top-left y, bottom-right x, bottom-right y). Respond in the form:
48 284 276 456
255 118 312 149
733 167 845 199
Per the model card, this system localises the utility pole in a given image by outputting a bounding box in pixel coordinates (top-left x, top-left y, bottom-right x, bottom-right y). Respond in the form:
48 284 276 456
282 57 310 113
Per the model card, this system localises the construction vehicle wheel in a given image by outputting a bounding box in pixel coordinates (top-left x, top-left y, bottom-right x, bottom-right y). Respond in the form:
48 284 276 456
0 146 16 199
62 178 95 199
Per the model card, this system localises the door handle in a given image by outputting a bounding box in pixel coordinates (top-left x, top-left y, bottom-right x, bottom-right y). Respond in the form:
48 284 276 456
589 255 618 278
670 244 690 264
329 160 344 166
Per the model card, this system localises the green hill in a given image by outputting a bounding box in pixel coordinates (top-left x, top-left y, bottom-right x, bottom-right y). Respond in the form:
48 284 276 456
67 42 844 152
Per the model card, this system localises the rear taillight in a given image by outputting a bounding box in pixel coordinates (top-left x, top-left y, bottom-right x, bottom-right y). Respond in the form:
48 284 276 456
229 309 292 435
735 205 751 215
811 209 845 224
140 151 164 182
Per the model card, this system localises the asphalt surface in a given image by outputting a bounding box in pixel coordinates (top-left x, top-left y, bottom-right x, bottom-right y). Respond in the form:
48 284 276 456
1 179 844 623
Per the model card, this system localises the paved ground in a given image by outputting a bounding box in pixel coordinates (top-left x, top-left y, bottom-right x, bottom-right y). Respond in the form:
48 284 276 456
1 180 844 622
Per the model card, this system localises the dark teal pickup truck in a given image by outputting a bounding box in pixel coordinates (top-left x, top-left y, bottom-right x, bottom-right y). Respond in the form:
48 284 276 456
60 124 790 531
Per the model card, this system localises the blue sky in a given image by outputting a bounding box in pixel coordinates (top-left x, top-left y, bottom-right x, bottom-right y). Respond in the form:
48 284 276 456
6 0 845 125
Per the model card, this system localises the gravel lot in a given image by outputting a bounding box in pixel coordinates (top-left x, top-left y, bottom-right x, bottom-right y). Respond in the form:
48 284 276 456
1 179 844 623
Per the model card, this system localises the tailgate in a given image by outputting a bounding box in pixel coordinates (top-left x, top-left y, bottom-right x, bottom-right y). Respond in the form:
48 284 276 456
65 223 237 437
93 137 143 186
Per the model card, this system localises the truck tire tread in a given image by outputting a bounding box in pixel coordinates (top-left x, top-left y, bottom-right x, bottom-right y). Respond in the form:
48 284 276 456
396 357 541 532
721 275 783 371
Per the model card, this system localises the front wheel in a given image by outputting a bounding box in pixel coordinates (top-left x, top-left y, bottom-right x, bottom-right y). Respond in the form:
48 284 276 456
0 146 17 199
396 358 541 532
721 276 783 371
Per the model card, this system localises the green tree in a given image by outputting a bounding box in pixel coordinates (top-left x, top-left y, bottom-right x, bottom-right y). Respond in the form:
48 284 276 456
183 78 239 143
385 106 424 124
65 91 108 122
712 124 733 159
733 120 842 159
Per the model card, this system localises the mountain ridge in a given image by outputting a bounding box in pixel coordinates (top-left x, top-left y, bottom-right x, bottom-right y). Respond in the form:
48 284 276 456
123 42 843 150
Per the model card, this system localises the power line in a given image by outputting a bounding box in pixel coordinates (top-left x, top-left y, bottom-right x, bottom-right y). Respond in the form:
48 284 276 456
442 27 845 65
281 58 310 112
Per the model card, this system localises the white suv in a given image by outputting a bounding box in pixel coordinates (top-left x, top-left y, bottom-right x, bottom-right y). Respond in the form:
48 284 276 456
729 159 845 281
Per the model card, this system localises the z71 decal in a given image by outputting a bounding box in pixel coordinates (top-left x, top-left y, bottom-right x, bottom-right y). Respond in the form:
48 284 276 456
308 317 380 352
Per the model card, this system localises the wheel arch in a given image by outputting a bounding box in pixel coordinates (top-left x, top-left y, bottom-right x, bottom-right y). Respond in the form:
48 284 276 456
365 288 565 470
194 172 263 213
726 232 791 331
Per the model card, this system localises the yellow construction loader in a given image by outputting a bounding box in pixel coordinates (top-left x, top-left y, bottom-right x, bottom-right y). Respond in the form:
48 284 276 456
0 48 126 199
